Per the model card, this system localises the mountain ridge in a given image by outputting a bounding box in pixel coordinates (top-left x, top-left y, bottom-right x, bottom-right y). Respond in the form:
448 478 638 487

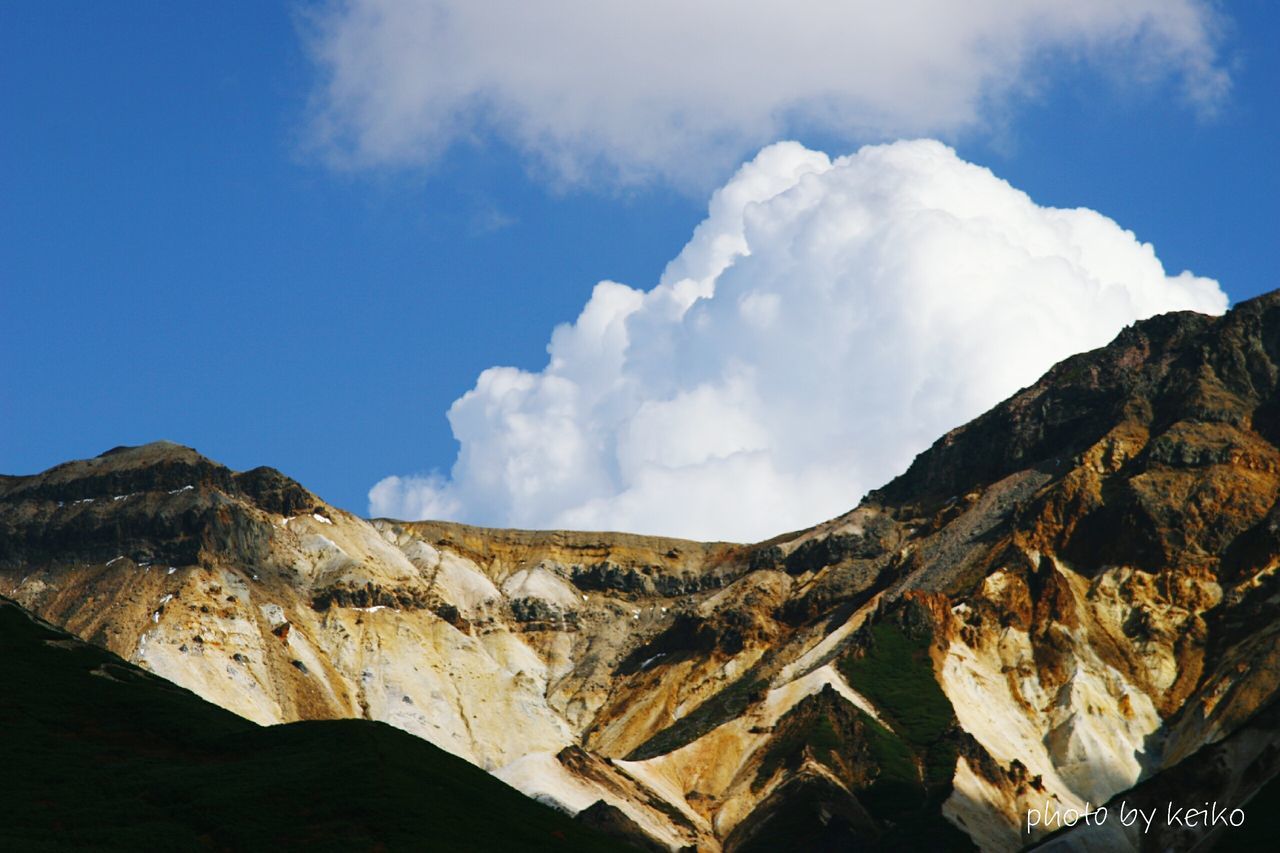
4 288 1280 850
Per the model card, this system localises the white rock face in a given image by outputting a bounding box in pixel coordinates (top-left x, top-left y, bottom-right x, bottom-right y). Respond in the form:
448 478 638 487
939 564 1166 849
502 565 582 610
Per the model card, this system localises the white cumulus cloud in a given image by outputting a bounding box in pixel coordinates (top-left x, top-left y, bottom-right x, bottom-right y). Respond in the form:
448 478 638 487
369 140 1227 541
304 0 1228 185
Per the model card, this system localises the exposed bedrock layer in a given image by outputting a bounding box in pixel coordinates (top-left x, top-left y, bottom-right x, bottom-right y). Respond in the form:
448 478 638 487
4 290 1279 851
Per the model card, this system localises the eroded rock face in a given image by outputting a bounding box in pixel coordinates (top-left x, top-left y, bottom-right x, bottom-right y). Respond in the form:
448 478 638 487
4 290 1280 851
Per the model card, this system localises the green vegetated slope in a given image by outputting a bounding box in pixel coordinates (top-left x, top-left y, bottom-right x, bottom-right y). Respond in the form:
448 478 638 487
834 617 971 850
0 596 622 852
838 620 957 787
723 606 974 852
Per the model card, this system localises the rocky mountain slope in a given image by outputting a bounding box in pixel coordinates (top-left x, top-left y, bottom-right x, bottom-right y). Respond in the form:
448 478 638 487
0 595 618 851
4 289 1279 850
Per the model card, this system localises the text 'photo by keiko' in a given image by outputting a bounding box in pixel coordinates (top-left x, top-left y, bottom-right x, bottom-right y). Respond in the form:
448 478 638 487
1027 799 1246 835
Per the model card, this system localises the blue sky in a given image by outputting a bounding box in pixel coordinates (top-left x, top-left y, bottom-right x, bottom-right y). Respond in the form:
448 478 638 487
2 3 1277 534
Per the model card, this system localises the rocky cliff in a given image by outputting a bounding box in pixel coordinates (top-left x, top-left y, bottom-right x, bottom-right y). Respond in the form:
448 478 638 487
4 289 1279 851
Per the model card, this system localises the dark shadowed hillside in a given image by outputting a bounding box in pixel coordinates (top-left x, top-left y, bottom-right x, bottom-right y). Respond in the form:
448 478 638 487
0 596 623 852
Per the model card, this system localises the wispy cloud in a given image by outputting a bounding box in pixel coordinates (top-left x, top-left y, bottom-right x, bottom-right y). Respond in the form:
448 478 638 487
303 0 1228 187
468 200 516 236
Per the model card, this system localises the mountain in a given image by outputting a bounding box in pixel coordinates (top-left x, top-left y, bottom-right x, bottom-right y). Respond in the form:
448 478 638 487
3 288 1278 850
0 594 620 851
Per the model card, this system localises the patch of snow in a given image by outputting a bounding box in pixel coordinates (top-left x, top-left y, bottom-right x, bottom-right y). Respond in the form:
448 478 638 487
74 498 94 505
167 566 177 575
168 485 194 494
106 556 124 566
312 513 332 524
159 594 174 605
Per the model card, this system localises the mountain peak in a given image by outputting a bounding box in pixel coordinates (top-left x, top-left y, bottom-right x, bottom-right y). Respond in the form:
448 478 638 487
872 290 1278 513
97 439 197 458
1 441 318 512
4 292 1280 850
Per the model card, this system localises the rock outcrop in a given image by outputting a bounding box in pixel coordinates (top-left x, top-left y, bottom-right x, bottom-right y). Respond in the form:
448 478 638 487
4 290 1280 850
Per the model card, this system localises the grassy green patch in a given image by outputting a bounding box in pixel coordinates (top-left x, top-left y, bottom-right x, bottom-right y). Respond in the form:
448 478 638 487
837 621 953 749
753 701 918 793
838 619 961 807
861 711 918 789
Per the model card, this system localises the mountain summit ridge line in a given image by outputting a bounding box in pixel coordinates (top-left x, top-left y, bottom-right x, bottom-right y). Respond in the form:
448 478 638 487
4 289 1279 850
